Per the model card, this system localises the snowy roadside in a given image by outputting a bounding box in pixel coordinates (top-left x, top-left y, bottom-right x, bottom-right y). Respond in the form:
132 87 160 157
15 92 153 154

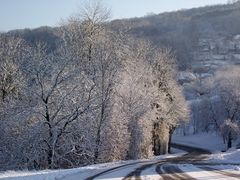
0 152 186 180
178 164 240 180
173 132 240 178
3 132 240 180
173 132 240 164
208 148 240 164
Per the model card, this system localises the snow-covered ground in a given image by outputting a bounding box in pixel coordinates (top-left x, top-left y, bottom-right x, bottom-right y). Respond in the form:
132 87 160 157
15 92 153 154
173 132 240 179
209 148 240 164
173 132 240 163
0 153 185 180
172 132 226 152
178 164 240 180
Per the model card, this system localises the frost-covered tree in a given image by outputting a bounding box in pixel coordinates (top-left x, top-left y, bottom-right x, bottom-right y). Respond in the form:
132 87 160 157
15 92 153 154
60 0 111 71
102 39 157 160
220 119 239 148
0 34 30 170
208 66 240 148
151 49 189 154
0 34 28 102
24 44 97 169
60 1 123 163
0 41 98 169
102 40 189 160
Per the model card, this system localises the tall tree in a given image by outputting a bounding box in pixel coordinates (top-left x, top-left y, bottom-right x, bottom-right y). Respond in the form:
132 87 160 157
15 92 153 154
0 34 30 169
150 49 189 154
60 0 122 163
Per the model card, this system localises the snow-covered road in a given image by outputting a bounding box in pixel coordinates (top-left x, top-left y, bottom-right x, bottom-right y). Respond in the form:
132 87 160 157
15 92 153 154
1 143 240 180
76 144 240 180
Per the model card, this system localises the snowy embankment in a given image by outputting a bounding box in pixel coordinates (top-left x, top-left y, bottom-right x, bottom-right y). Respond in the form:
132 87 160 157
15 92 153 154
173 132 240 178
209 148 240 164
0 153 185 180
173 132 240 164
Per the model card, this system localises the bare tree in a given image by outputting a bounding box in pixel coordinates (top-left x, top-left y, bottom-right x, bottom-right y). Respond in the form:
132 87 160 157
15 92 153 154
208 66 240 149
0 38 107 169
0 34 28 102
59 0 110 71
102 40 189 159
103 39 157 160
0 34 30 169
151 49 189 154
60 1 122 163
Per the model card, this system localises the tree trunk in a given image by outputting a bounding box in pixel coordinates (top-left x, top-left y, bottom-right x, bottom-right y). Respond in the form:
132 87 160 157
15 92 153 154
152 123 160 155
47 135 54 169
94 128 101 163
152 122 169 155
160 141 168 155
94 104 105 163
1 89 6 102
47 149 53 168
152 134 161 156
168 127 176 153
227 131 232 149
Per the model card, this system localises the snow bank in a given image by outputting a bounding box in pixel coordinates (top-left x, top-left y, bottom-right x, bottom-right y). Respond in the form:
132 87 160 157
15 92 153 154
209 148 240 164
208 165 240 173
173 132 240 165
0 161 131 180
178 164 240 180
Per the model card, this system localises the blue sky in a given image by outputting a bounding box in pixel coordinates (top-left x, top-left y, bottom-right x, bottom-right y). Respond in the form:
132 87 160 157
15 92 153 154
0 0 228 31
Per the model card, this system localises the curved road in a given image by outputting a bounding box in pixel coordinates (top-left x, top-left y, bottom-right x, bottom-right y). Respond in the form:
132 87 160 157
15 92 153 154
122 143 210 180
65 144 240 180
